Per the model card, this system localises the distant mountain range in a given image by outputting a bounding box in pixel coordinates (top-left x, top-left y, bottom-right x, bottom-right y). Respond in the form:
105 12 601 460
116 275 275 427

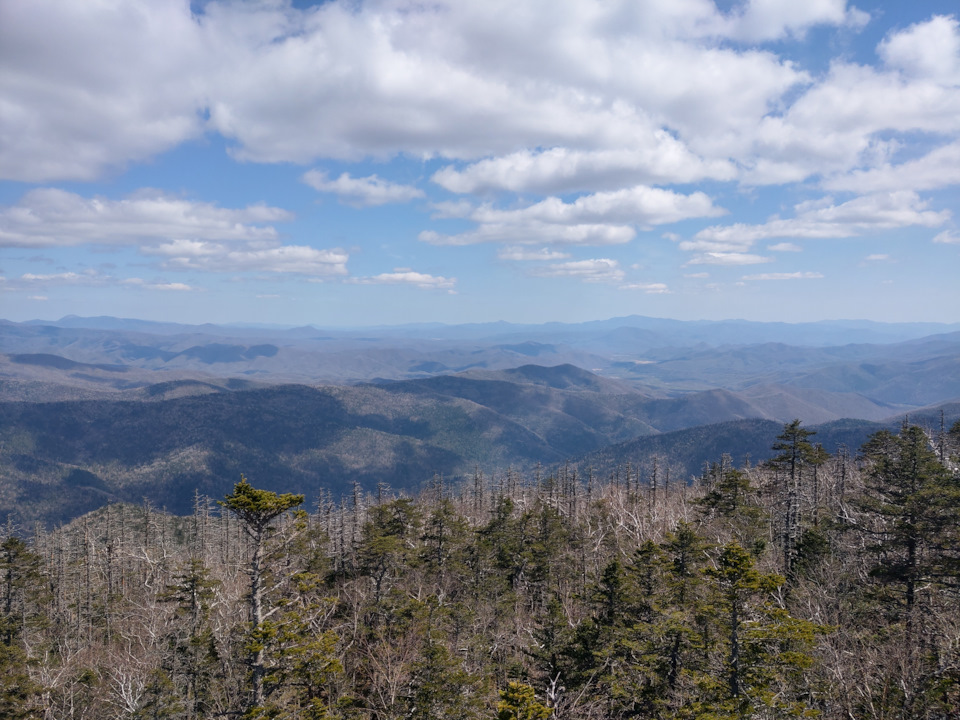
2 315 959 526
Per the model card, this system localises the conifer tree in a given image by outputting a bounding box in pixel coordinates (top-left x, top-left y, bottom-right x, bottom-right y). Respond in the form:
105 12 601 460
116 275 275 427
770 420 817 576
497 681 553 720
688 542 825 719
0 535 45 719
219 476 304 714
858 426 960 618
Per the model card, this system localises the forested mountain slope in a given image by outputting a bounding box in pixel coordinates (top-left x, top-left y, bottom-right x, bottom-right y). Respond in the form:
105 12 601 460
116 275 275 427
2 361 954 527
6 420 960 719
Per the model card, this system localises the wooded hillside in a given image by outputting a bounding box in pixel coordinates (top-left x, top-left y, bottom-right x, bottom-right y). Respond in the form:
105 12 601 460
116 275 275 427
3 420 960 719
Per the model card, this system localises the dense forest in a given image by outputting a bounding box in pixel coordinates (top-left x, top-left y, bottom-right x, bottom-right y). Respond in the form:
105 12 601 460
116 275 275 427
3 419 960 719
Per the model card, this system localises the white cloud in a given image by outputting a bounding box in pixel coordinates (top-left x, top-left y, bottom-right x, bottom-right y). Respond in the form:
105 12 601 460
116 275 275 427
694 191 949 245
879 15 960 81
0 0 809 181
687 252 772 266
2 0 956 202
768 242 802 252
0 188 348 278
621 282 670 293
471 186 723 226
0 189 290 248
422 185 723 247
864 254 890 261
432 140 736 195
497 247 572 261
420 224 634 247
722 0 868 42
933 230 960 244
733 17 960 185
19 270 107 285
684 272 710 278
144 241 349 277
825 142 960 193
121 278 196 291
302 171 424 207
741 271 824 280
0 0 207 181
530 258 625 283
352 269 456 291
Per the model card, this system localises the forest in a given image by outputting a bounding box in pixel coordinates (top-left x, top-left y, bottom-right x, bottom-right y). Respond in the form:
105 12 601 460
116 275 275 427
3 419 960 719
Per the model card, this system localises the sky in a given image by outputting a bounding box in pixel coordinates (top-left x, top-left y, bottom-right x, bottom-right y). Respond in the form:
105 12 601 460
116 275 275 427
1 0 959 328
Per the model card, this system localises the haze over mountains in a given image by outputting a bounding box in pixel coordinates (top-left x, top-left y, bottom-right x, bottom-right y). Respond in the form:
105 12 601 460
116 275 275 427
2 315 959 526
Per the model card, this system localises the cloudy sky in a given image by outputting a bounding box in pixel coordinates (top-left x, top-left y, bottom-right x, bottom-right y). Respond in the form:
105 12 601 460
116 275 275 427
2 0 959 327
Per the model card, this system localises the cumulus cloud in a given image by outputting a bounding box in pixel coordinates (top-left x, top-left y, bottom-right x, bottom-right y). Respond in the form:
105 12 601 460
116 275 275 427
302 171 425 207
879 15 960 81
0 0 813 181
722 0 868 42
0 0 207 181
0 189 290 248
421 185 723 247
420 224 634 247
734 17 960 185
3 0 957 202
933 230 960 244
825 142 960 193
351 269 456 291
678 191 948 265
530 258 625 284
432 140 736 195
621 282 670 293
143 241 349 276
0 188 347 278
694 191 949 245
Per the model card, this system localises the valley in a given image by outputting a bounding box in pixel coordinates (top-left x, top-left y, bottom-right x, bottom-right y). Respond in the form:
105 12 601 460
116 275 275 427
2 315 959 527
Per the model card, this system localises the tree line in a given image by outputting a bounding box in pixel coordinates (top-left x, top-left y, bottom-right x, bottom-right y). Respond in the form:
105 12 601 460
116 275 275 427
3 419 960 719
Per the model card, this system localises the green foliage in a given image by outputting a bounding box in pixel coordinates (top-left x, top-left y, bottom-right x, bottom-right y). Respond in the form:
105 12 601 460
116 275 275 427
0 642 43 719
688 542 827 719
405 637 485 720
859 426 960 614
10 433 960 720
697 461 766 545
497 681 552 720
0 535 47 646
219 476 304 538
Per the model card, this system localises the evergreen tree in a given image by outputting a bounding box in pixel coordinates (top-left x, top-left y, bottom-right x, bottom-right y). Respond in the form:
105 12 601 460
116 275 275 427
160 558 222 718
685 542 826 719
858 426 960 618
219 476 305 714
769 420 817 576
497 681 552 720
0 535 45 719
696 463 765 549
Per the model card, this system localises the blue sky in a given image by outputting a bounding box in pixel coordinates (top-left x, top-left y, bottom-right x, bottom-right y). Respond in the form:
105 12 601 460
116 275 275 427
1 0 959 327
